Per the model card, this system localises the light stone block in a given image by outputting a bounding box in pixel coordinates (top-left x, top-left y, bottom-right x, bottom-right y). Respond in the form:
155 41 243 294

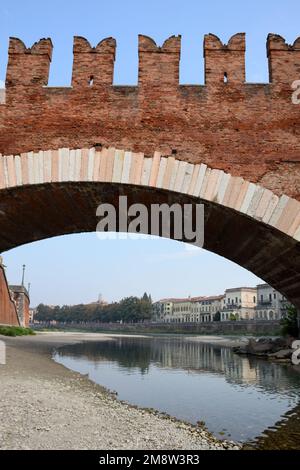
112 149 124 183
228 178 245 209
74 149 81 181
254 188 274 221
174 161 187 193
169 160 179 191
287 207 300 237
87 148 95 181
209 170 224 202
246 186 264 217
121 151 132 184
3 156 9 187
69 150 76 181
93 151 101 181
27 152 34 184
7 155 16 187
51 150 59 182
204 169 222 201
181 163 194 194
162 156 176 190
80 148 89 180
149 151 161 187
141 156 152 186
59 148 70 182
188 164 200 195
99 148 108 181
44 150 52 182
129 152 139 185
33 152 40 184
134 153 144 185
193 164 207 197
234 180 249 211
223 177 244 208
0 155 4 189
105 148 115 183
276 198 300 234
38 151 44 184
294 224 300 242
269 195 289 227
240 183 257 214
216 172 230 204
14 155 22 186
156 157 167 188
199 168 211 198
262 194 279 224
21 153 29 185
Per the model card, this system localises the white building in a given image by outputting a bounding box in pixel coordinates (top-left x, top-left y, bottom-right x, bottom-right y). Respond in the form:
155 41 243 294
221 287 257 321
189 296 224 323
153 283 291 323
152 299 175 322
255 284 288 320
155 295 224 323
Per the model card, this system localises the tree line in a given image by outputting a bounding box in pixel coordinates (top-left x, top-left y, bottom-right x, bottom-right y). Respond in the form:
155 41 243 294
34 293 153 323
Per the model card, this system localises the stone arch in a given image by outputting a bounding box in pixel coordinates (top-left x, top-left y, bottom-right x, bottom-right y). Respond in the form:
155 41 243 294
0 146 300 308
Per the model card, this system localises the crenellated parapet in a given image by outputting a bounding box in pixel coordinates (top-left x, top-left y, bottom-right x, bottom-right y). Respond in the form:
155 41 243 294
2 33 300 92
72 37 116 86
138 35 181 86
203 33 245 84
6 38 53 87
0 32 300 185
267 34 300 83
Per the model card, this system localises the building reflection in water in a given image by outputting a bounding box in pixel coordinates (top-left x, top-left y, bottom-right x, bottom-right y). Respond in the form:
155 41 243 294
54 336 300 446
56 336 299 395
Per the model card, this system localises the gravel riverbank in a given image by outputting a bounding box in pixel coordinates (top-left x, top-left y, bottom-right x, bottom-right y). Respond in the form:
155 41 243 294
0 332 240 450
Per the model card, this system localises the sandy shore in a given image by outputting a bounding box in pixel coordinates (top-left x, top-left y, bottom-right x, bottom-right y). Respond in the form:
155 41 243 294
0 332 240 450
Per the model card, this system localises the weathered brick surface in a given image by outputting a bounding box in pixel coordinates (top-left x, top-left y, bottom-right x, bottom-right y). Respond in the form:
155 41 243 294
0 33 300 314
0 33 299 200
0 265 20 326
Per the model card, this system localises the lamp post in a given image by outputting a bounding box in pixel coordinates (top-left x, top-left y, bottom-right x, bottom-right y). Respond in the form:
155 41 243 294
21 264 26 287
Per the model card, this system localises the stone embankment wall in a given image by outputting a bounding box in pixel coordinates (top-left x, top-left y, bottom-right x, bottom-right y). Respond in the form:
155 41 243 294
33 320 282 335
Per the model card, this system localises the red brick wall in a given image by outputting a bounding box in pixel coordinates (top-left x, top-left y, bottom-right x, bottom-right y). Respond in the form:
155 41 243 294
0 265 20 326
0 33 299 200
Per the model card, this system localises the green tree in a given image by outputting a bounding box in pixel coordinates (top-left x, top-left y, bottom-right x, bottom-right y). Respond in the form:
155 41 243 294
34 293 154 324
280 305 299 338
213 311 221 321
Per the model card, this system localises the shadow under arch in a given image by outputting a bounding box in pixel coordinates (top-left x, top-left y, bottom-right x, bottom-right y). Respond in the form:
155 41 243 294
0 179 300 308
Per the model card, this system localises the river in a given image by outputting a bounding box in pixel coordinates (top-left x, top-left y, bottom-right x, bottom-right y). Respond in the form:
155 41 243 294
53 335 300 447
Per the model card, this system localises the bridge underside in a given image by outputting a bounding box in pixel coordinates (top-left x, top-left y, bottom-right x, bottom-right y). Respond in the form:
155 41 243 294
0 181 300 308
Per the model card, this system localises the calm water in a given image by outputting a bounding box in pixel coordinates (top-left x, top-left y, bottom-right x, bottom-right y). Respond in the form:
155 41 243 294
53 336 300 445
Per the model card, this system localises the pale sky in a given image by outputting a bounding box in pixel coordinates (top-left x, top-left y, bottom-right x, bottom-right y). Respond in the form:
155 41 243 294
1 0 299 306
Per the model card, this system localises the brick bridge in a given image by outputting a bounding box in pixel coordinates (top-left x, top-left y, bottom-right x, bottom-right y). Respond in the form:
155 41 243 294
0 33 300 315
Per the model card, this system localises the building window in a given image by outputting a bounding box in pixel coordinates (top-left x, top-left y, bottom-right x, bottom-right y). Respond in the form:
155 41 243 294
253 296 256 303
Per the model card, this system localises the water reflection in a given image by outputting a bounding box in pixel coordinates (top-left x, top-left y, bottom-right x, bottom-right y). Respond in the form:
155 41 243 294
54 336 300 445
